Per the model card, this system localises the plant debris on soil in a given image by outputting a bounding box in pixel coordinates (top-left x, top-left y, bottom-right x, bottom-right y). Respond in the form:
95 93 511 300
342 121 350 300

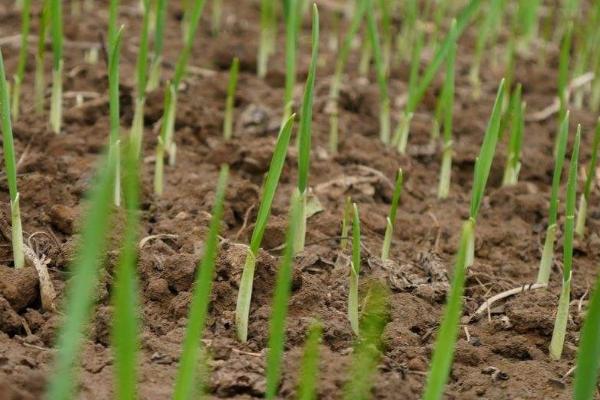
0 1 599 399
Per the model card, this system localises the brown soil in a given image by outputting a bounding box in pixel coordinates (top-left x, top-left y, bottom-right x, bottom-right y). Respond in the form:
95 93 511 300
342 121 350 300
0 1 599 399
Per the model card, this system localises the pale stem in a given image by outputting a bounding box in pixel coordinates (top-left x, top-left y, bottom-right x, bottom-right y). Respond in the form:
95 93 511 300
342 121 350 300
549 279 571 360
381 217 393 261
437 141 452 199
10 193 24 269
575 195 588 237
235 249 257 343
537 224 557 285
50 62 63 134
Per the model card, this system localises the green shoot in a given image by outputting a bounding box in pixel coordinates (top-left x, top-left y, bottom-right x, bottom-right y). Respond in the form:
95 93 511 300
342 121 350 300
468 0 504 92
502 84 525 186
162 0 207 165
556 22 573 133
573 272 600 400
537 112 570 285
575 118 600 236
50 0 63 134
223 57 240 141
516 0 541 48
108 0 119 52
11 0 31 121
110 140 141 400
173 165 228 400
381 169 403 260
35 0 49 114
257 0 276 78
378 0 392 74
282 0 299 120
549 126 580 360
265 190 304 400
395 0 483 154
340 196 352 251
358 33 371 78
108 27 123 207
395 21 458 154
437 40 456 199
147 0 167 92
131 0 151 157
396 0 418 62
348 203 360 335
296 322 322 400
211 0 222 35
235 115 295 343
327 0 367 153
467 79 505 265
572 3 600 108
365 1 390 144
0 49 24 269
343 283 389 400
45 157 116 400
153 82 175 196
294 4 319 254
422 220 473 400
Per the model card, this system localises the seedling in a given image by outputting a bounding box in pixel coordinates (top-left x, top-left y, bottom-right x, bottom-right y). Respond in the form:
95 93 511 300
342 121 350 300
381 169 403 260
46 157 117 400
257 0 276 78
294 4 319 253
378 0 392 74
549 126 580 360
343 283 389 400
537 112 570 285
348 203 360 335
11 0 31 121
235 115 295 343
467 79 505 265
211 0 222 35
556 23 573 141
35 0 49 114
422 221 473 400
516 0 541 49
394 21 457 154
50 0 63 134
0 49 25 269
437 40 456 199
502 84 525 186
153 82 175 196
265 190 304 400
155 0 207 170
282 0 299 120
573 272 600 400
130 0 151 157
147 0 167 91
173 166 228 400
108 26 123 207
340 196 352 251
575 118 600 236
296 322 322 400
328 0 367 153
110 140 141 400
223 57 240 141
365 2 390 144
468 0 504 93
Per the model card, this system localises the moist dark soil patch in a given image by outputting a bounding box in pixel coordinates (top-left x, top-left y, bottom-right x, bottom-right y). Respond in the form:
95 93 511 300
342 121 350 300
0 1 599 399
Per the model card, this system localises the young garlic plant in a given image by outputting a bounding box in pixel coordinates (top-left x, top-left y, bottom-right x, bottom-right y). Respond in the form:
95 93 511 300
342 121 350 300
257 0 276 79
296 322 322 400
35 0 49 115
381 169 403 261
348 203 361 335
466 79 505 266
0 49 25 269
11 0 31 121
235 115 295 343
282 0 299 121
575 118 600 236
537 112 570 285
437 40 456 199
549 126 580 360
130 0 151 157
50 0 63 134
223 57 240 141
294 4 319 253
501 84 525 186
146 0 166 92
